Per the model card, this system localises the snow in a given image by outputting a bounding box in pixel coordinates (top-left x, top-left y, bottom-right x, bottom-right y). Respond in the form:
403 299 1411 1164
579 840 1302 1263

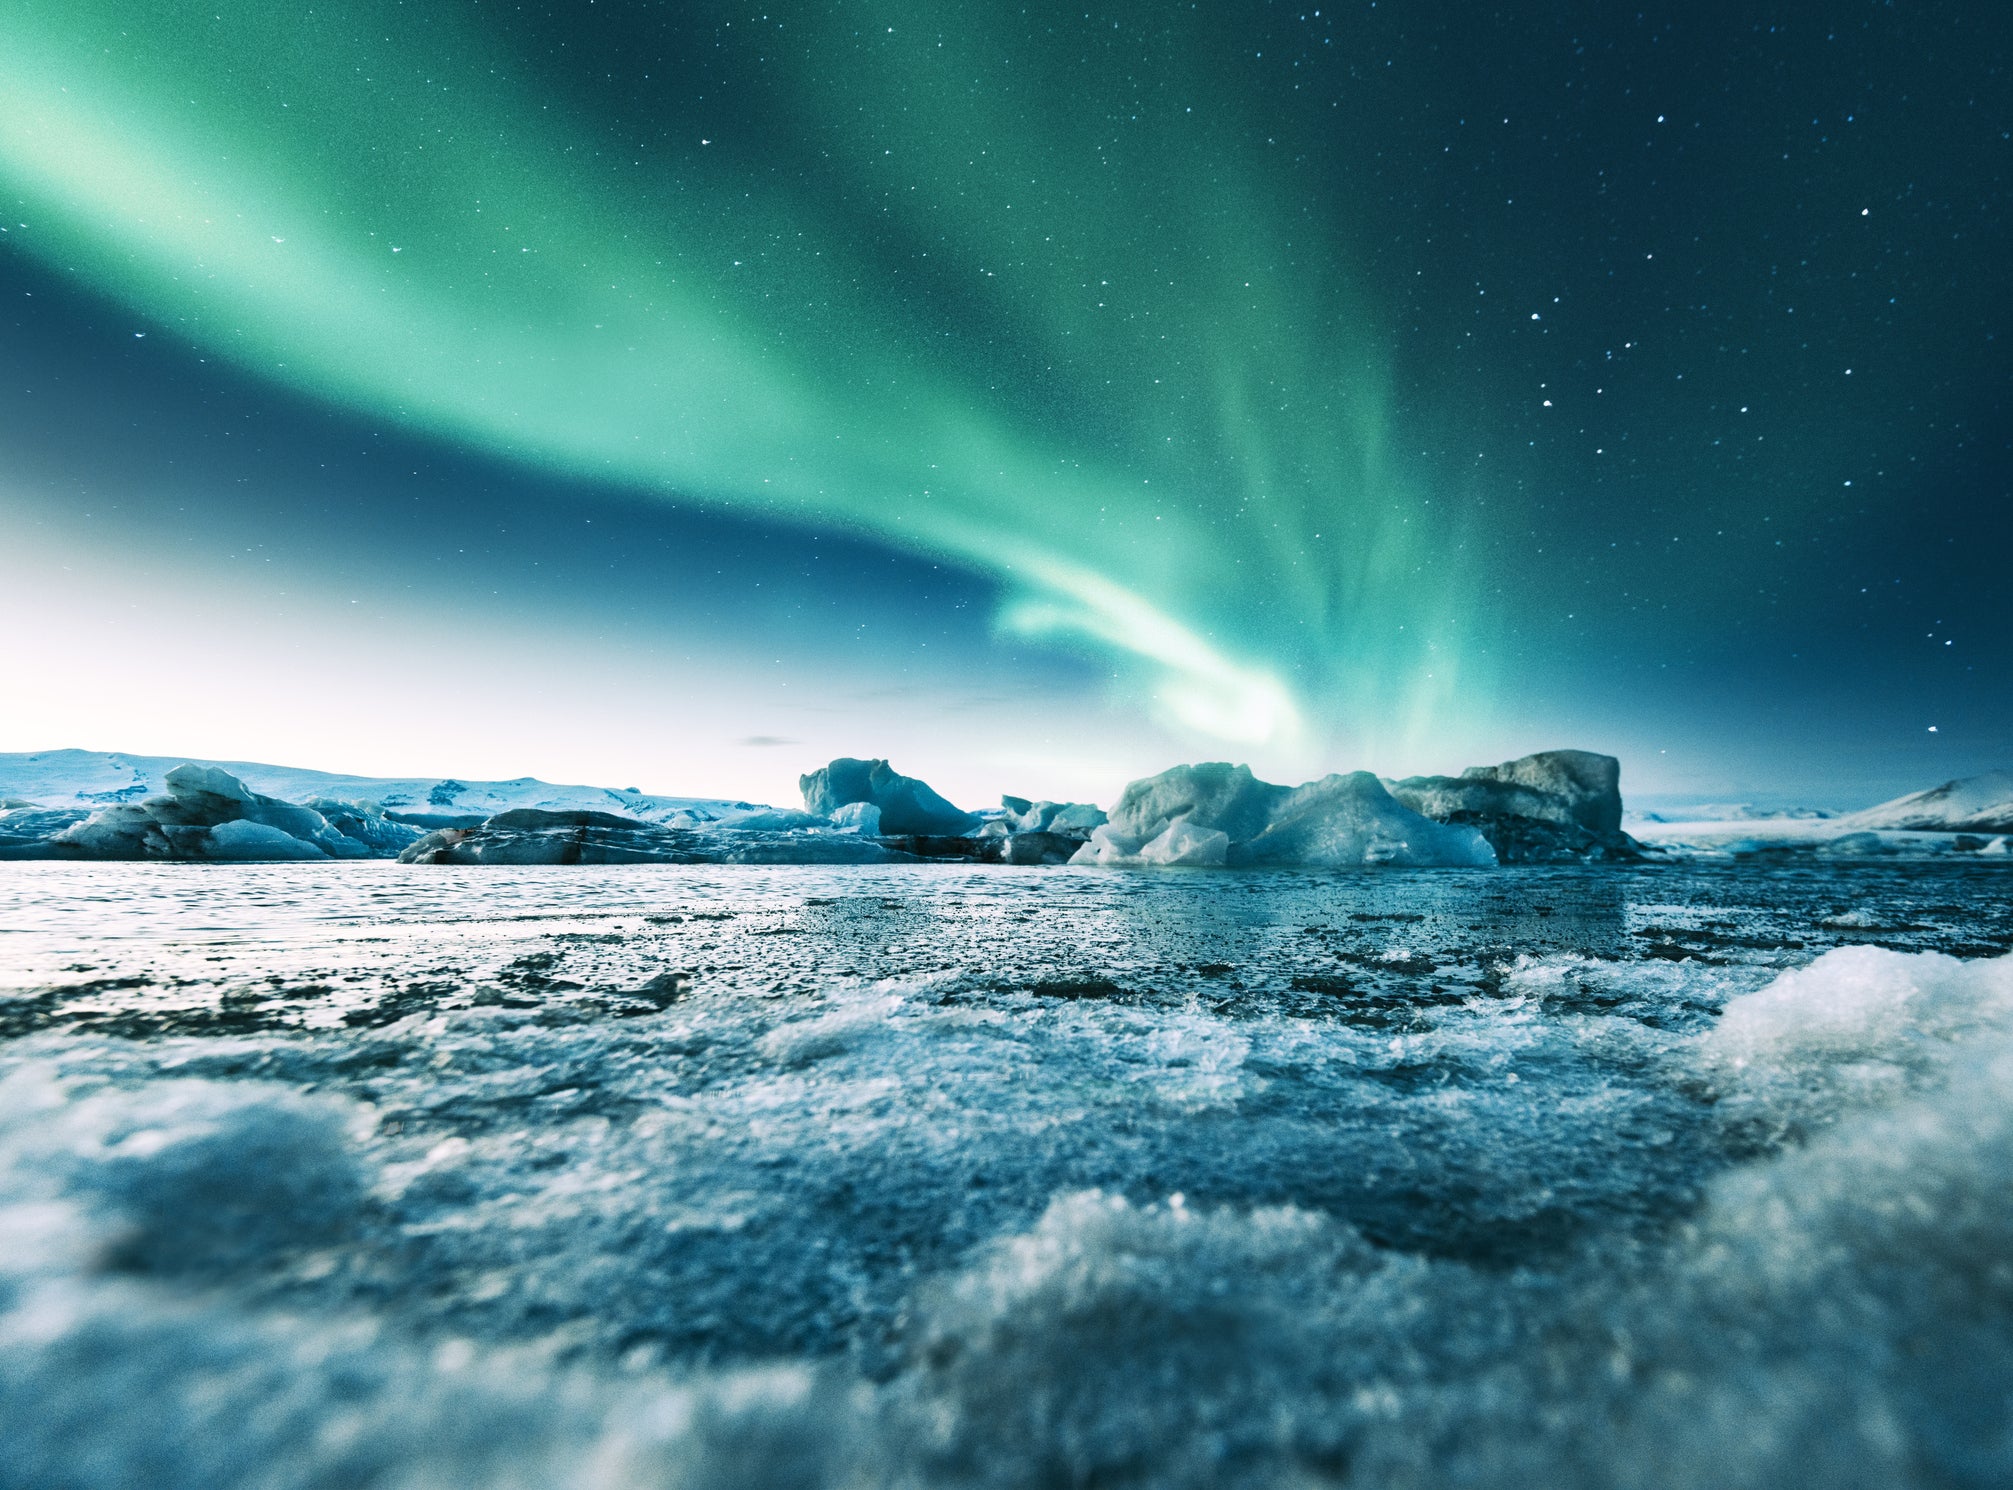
1001 797 1108 835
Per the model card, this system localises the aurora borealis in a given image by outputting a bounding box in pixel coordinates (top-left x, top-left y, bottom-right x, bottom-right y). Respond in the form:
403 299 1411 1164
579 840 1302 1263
1 1 2007 805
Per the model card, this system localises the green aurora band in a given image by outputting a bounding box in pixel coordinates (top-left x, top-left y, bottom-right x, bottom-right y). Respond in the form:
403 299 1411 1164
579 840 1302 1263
0 1 1484 756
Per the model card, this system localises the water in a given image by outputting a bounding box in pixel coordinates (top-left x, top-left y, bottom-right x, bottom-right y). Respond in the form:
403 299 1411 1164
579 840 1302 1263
2 860 2010 1488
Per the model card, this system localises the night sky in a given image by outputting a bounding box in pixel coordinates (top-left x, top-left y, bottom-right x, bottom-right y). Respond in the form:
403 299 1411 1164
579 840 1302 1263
2 1 2007 808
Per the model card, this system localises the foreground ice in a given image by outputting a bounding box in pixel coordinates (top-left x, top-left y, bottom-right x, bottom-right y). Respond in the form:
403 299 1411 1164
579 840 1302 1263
0 860 2009 1488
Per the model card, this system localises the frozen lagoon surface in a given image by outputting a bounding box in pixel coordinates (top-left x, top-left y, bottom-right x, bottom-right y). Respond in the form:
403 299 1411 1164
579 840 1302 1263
2 861 2011 1489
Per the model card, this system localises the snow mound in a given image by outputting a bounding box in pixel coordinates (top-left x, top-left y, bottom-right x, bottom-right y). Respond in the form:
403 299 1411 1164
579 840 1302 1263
1698 946 2013 1130
799 758 977 836
1072 763 1495 869
1843 770 2013 833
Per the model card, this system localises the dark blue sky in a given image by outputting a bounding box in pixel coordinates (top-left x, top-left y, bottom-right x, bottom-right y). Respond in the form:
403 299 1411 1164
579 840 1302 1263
1 1 2006 807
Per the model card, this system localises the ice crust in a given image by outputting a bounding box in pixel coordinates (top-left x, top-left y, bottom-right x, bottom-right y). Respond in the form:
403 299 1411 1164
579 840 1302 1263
1073 763 1496 868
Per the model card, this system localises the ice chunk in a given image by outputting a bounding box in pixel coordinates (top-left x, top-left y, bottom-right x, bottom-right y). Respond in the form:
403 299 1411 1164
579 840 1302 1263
1072 762 1493 868
1104 762 1289 846
198 819 329 860
1002 797 1109 835
31 764 371 861
1386 748 1636 862
798 757 977 835
301 797 425 856
1236 771 1496 867
828 801 882 835
1460 749 1623 834
712 807 832 832
1697 946 2013 1135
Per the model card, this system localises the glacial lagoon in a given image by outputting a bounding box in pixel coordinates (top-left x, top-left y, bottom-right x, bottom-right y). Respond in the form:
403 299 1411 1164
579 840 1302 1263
2 859 2010 1488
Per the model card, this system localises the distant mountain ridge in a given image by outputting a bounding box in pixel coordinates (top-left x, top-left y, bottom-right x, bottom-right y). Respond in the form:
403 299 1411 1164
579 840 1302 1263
1842 771 2013 834
0 749 759 822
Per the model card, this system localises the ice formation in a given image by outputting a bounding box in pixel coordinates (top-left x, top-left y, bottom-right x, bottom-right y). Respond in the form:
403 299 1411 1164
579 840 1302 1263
1386 748 1639 862
1072 763 1496 868
8 764 410 861
799 758 979 836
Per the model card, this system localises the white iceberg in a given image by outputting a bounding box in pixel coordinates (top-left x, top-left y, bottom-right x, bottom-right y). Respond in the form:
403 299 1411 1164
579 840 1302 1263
1071 763 1494 869
42 765 376 861
799 758 978 836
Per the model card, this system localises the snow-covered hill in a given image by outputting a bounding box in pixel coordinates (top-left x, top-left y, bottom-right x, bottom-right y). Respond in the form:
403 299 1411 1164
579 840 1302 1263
1841 771 2013 833
0 749 764 823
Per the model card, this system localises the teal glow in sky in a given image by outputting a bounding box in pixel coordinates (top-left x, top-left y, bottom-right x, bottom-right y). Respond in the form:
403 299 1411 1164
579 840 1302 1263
0 0 1479 759
1 1 2007 803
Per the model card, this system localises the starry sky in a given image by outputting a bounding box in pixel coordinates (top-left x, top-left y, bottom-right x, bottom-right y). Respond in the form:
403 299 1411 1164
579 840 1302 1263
1 0 2007 808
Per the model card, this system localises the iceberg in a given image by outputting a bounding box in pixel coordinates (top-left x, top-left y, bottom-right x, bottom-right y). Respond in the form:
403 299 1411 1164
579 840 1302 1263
799 758 979 836
1071 763 1495 869
984 795 1110 865
15 765 393 861
1386 749 1640 863
1000 796 1109 836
